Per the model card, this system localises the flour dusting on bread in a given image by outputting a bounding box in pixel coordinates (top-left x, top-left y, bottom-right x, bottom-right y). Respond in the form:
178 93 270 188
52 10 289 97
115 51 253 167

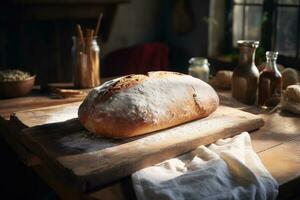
78 71 219 138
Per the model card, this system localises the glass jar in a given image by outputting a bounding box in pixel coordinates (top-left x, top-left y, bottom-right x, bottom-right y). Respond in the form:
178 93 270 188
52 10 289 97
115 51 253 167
232 40 260 105
188 57 210 83
72 36 100 89
258 51 282 108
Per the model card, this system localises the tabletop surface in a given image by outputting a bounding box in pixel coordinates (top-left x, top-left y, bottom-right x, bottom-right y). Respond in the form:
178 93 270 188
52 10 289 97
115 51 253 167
0 85 299 200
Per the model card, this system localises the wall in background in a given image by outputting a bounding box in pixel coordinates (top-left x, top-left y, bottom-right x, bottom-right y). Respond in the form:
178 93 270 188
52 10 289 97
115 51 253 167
0 0 212 82
101 0 163 56
160 0 210 73
208 0 225 57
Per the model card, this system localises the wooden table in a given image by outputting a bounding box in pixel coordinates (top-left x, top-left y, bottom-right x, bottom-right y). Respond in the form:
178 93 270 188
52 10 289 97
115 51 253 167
0 87 299 200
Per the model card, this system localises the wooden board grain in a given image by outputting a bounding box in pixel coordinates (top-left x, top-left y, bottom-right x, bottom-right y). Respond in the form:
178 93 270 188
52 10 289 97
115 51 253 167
258 135 300 186
16 103 264 191
12 102 82 127
0 94 85 119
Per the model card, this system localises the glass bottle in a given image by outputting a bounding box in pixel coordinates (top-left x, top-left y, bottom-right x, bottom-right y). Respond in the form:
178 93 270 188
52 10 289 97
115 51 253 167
258 51 282 108
188 57 210 83
232 40 260 105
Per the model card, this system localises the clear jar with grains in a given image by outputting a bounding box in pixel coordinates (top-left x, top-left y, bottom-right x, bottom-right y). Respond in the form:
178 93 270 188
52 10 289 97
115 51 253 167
188 57 210 83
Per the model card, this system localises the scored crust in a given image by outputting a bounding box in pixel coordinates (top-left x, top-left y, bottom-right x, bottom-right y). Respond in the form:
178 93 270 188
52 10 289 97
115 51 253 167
105 72 184 94
108 74 147 93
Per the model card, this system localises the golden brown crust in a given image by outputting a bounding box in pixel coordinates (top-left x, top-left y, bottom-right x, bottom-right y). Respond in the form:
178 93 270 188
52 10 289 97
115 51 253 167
98 74 147 100
78 71 219 138
109 74 147 92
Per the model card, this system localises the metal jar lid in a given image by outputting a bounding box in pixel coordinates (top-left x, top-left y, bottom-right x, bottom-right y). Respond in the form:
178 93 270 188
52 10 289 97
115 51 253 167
189 57 210 66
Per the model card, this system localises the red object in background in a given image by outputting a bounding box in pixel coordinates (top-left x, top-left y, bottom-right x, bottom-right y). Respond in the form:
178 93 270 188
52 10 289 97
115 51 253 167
102 42 169 77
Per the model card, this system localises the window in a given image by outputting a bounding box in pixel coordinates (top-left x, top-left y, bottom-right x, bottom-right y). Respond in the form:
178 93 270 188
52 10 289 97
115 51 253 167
232 0 300 62
275 0 300 57
232 0 263 46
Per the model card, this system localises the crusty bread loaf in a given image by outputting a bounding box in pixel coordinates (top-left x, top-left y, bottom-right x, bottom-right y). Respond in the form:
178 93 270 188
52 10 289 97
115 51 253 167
215 70 233 90
78 71 219 138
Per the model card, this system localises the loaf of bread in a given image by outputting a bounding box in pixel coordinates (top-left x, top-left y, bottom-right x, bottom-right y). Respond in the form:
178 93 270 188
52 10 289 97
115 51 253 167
281 85 300 115
215 70 233 90
78 71 219 138
282 68 299 89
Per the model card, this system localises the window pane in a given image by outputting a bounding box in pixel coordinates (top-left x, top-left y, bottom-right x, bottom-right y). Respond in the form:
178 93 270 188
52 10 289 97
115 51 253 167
278 0 299 5
233 5 244 46
234 0 245 3
276 7 298 57
246 0 263 4
244 6 262 40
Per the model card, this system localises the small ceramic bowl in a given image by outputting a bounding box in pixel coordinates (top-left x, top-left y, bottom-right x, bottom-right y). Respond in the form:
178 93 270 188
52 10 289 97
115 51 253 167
0 75 36 98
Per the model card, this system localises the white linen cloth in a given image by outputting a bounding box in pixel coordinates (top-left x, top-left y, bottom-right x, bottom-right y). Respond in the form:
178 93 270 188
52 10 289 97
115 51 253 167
132 132 278 200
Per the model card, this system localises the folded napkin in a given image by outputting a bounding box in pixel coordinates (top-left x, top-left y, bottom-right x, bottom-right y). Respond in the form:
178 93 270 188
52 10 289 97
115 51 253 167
132 132 278 200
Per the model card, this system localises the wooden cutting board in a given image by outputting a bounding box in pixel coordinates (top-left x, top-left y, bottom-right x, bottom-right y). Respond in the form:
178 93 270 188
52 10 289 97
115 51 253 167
15 103 264 192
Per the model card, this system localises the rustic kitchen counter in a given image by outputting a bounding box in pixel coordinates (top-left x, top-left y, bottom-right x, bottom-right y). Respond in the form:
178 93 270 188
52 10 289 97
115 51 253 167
0 86 299 200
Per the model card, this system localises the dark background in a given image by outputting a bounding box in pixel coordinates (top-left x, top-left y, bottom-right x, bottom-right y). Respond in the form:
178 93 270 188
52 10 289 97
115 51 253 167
0 1 299 199
0 0 210 85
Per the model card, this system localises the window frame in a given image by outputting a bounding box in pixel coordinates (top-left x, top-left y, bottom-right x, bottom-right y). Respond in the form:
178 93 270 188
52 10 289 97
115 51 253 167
232 1 263 45
230 0 300 68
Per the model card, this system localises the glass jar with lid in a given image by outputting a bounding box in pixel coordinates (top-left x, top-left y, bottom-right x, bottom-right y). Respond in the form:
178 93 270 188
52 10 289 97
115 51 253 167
188 57 210 83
